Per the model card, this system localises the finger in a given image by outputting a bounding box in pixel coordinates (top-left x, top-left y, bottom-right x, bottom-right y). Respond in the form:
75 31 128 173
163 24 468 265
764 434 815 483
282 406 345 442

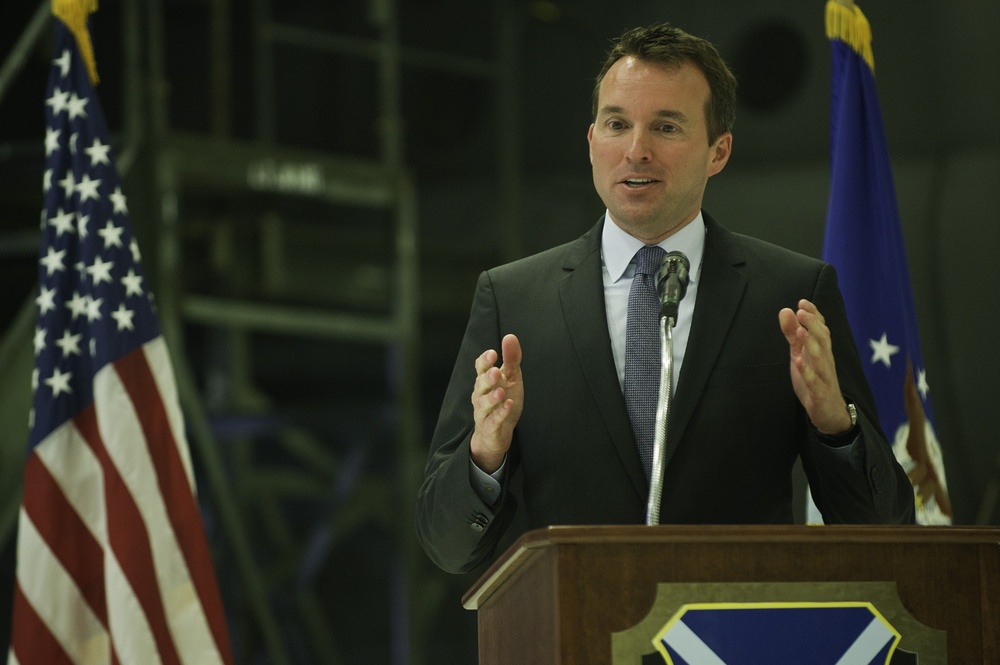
778 308 801 345
472 381 507 427
796 307 832 353
797 299 826 327
476 378 516 425
500 334 522 376
474 348 498 376
473 366 502 399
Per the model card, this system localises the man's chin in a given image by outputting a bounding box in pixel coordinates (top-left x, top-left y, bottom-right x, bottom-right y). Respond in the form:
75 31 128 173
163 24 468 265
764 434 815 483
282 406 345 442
608 209 690 243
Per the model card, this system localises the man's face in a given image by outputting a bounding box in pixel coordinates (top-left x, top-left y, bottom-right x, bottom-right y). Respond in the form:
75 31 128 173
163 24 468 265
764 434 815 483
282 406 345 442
588 57 732 244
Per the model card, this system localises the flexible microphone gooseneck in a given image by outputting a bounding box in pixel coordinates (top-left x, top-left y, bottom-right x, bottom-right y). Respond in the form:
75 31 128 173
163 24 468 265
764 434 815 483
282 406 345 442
647 250 690 526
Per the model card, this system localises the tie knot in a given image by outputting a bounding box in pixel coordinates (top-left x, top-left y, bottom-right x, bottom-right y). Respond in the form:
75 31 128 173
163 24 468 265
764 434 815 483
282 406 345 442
634 245 665 277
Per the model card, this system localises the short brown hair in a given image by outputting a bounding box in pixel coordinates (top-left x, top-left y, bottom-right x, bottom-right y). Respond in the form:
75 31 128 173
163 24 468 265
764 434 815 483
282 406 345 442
592 23 737 145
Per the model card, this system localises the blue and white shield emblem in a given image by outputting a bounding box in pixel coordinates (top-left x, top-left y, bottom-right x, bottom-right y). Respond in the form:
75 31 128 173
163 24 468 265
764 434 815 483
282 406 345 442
653 602 901 664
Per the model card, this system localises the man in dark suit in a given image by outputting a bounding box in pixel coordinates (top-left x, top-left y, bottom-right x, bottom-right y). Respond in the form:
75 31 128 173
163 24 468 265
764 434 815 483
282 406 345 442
416 22 914 575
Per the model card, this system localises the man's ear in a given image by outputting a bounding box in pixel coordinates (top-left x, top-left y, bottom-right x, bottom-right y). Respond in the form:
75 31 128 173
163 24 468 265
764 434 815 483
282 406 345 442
707 132 732 177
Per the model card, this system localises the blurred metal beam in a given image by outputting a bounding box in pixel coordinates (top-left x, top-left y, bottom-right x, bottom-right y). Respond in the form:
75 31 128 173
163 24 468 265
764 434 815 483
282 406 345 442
209 0 233 137
262 23 499 79
182 296 403 342
0 294 35 549
164 132 401 208
0 1 49 107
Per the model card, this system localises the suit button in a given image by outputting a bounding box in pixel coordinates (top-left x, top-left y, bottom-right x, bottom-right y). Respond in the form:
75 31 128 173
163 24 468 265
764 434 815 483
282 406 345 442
470 514 489 532
869 467 883 494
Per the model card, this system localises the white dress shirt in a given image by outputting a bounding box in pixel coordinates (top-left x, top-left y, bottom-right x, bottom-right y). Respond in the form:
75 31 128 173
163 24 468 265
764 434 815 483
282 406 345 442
601 211 705 392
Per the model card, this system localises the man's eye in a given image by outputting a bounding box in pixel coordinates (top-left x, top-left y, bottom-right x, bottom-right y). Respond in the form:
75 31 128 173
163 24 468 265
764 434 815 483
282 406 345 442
658 124 677 133
608 120 625 131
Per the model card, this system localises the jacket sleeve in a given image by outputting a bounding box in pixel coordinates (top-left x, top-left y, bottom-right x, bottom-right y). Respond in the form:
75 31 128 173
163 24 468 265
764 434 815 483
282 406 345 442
801 263 915 524
415 271 519 574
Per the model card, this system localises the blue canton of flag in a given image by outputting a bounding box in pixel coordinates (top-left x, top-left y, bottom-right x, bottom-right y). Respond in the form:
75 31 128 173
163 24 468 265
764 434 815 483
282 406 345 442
822 1 950 524
33 22 157 447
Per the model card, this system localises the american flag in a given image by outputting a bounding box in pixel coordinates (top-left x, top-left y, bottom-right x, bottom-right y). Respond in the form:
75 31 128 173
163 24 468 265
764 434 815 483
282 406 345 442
7 15 234 664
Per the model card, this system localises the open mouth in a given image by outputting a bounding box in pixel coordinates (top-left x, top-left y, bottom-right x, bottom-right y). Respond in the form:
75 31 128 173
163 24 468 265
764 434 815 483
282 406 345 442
622 178 656 188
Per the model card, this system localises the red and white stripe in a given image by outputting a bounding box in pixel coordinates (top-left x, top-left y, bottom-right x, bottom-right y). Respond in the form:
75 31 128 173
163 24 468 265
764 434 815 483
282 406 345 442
9 337 232 665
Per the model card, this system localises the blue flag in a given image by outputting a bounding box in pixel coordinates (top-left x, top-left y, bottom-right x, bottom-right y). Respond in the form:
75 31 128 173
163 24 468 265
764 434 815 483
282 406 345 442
822 1 950 524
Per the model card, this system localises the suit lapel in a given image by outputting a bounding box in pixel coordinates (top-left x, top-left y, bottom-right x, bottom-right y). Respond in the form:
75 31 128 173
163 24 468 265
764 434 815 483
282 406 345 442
663 214 748 468
553 214 751 497
557 221 649 498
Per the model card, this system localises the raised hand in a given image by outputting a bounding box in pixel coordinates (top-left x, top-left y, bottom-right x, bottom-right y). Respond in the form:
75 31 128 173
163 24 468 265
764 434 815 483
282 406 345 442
470 333 524 473
778 299 853 436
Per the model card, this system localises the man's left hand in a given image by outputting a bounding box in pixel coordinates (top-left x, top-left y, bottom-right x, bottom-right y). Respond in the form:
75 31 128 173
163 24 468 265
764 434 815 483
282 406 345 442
779 299 853 436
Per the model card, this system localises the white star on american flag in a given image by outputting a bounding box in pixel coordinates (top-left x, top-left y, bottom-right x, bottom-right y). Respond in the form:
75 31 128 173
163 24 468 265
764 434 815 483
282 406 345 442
35 287 58 315
109 186 128 214
48 207 76 236
33 327 46 355
85 136 111 166
86 255 114 285
44 366 73 397
58 170 75 198
65 291 88 320
110 303 136 332
97 220 124 248
85 295 103 322
39 246 67 276
53 49 71 77
66 92 88 120
75 172 101 202
121 268 144 297
55 329 83 358
45 128 61 156
45 86 69 114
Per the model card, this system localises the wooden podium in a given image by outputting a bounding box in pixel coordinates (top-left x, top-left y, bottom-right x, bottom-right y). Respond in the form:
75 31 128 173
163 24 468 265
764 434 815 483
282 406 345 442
462 525 1000 664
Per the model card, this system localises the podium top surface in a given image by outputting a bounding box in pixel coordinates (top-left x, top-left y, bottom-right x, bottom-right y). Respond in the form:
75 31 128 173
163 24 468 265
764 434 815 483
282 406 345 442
462 524 1000 610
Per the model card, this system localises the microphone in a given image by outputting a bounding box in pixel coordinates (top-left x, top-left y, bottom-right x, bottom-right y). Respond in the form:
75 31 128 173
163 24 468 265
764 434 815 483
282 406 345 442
656 250 690 323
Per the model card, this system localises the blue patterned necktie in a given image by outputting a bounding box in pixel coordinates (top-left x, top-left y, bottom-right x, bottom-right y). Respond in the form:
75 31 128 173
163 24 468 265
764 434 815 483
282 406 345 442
625 245 665 482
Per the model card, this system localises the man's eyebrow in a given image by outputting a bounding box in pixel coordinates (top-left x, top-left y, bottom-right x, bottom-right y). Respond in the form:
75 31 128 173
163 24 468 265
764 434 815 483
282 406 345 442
597 105 626 116
596 105 689 123
655 109 689 122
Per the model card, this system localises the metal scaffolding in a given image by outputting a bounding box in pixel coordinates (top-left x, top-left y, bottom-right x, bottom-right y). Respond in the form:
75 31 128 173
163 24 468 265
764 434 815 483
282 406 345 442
1 0 522 662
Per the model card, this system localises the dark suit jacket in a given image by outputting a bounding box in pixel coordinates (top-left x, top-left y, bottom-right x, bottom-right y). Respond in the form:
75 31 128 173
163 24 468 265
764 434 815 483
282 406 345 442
416 213 915 574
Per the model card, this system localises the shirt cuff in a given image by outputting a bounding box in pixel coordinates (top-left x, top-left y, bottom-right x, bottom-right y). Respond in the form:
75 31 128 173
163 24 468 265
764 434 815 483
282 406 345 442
469 454 506 506
816 430 865 470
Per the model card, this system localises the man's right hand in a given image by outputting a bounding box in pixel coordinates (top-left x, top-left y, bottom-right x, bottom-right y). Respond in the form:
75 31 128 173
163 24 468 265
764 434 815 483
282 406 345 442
470 333 524 474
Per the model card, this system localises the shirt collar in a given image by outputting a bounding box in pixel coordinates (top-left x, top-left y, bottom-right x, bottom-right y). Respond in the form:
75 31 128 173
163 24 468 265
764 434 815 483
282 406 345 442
602 210 706 283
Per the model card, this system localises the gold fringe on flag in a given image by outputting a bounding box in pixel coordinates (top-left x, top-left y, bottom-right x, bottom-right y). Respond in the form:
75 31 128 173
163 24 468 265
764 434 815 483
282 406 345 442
51 0 100 84
825 0 875 74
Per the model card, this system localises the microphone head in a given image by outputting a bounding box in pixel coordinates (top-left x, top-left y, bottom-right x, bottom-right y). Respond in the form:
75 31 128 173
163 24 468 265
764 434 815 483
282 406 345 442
656 250 690 295
657 250 690 322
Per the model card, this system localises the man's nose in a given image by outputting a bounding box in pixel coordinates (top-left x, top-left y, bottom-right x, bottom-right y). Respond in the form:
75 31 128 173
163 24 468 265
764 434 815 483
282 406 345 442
625 130 652 162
